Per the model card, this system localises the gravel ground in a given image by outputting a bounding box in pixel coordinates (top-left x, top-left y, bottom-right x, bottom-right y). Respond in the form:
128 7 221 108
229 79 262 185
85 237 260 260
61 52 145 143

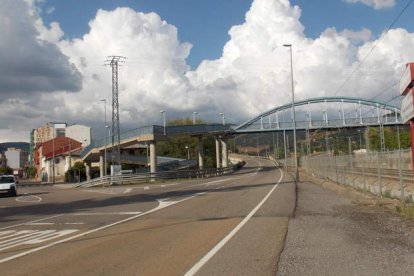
277 176 414 276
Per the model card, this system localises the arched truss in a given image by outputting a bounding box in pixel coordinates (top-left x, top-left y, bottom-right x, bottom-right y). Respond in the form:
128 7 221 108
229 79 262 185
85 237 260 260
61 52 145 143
235 96 401 132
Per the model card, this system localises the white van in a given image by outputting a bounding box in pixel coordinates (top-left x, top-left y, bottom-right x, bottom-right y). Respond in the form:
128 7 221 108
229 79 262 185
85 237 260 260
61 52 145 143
0 175 18 197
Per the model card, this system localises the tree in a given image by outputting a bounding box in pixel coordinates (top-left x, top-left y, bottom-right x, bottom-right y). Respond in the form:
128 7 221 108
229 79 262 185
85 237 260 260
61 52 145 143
0 166 13 175
157 118 218 168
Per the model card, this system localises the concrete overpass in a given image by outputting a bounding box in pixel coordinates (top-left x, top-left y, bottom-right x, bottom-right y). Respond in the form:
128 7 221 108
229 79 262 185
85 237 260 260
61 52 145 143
81 124 234 178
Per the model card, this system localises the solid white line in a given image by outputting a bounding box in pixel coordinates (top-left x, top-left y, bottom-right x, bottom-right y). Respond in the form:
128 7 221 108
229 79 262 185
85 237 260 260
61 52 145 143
26 223 54 226
71 212 142 216
185 168 284 276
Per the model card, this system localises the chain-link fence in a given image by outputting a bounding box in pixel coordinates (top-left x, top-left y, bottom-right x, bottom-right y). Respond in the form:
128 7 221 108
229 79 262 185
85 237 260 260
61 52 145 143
300 150 413 202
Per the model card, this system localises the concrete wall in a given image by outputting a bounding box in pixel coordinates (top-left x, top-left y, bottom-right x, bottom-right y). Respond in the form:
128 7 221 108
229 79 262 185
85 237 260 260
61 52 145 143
5 148 20 169
66 125 91 146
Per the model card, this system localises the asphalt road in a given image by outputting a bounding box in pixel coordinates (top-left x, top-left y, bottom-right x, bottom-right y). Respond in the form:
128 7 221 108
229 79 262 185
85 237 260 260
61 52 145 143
0 157 295 275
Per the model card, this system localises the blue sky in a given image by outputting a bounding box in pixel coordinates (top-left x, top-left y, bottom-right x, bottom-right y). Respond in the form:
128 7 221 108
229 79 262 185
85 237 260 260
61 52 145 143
2 0 414 142
39 0 414 69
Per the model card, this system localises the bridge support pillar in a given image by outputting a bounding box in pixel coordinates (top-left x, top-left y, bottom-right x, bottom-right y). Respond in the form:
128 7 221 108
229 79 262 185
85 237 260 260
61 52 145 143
149 141 157 174
85 162 91 181
198 136 204 169
221 138 228 168
215 138 221 168
99 153 104 177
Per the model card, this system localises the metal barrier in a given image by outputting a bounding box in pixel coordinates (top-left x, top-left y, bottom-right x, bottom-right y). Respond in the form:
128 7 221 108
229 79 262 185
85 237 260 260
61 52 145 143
300 150 414 202
75 162 245 188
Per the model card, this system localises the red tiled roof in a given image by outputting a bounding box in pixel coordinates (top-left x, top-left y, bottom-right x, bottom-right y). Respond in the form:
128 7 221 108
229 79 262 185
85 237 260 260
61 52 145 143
41 137 83 159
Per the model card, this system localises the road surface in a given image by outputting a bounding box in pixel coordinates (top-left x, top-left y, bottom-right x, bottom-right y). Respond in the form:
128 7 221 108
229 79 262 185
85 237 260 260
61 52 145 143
0 157 295 275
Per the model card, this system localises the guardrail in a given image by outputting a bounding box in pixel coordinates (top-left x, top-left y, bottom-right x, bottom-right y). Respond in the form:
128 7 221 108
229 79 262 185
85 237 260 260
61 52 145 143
75 162 245 188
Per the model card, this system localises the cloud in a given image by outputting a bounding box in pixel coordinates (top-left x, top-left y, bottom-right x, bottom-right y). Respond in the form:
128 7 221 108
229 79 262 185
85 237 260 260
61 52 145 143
0 0 82 99
344 0 396 9
2 0 414 143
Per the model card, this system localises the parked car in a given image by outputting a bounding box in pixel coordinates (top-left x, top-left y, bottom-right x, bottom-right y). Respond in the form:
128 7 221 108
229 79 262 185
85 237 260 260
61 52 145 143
0 175 18 197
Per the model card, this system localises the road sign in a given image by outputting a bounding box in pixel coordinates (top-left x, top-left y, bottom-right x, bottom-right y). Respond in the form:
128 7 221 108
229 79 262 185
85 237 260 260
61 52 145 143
400 63 414 96
401 91 414 123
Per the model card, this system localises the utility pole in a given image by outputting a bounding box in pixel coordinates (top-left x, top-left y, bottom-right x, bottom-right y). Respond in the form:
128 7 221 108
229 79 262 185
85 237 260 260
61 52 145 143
105 56 126 170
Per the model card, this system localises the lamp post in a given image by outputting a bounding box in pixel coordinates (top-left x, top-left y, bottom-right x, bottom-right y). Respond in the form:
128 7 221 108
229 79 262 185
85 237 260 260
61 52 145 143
193 111 198 125
283 43 299 182
185 145 190 160
219 112 225 125
100 99 107 176
160 110 166 135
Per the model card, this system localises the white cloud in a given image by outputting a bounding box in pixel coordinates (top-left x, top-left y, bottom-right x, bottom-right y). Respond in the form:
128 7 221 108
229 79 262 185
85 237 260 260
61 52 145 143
344 0 396 9
1 0 414 143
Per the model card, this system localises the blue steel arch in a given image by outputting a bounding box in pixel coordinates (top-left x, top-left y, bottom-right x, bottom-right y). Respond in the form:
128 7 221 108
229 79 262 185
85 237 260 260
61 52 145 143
235 96 401 131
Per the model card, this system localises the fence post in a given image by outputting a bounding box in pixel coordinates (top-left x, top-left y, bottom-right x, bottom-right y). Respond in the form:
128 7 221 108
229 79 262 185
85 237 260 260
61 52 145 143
362 154 367 191
377 152 382 196
398 149 405 202
351 154 355 188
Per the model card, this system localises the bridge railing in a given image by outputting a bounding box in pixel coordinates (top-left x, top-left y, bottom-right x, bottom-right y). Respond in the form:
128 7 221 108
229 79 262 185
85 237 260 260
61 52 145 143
75 162 245 188
238 116 401 132
300 149 414 203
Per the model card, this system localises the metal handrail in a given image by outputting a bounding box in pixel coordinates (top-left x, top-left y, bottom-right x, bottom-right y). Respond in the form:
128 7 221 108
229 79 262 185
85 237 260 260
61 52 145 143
75 162 245 188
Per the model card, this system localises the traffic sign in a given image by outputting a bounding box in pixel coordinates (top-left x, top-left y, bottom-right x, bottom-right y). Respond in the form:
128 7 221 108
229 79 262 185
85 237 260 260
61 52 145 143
400 63 414 96
401 91 414 123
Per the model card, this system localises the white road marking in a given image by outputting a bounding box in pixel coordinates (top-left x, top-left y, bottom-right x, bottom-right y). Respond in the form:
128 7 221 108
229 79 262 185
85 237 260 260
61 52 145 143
0 230 78 252
0 194 197 264
0 159 266 264
0 214 64 231
144 186 150 190
26 223 54 226
123 188 132 193
64 222 85 225
71 212 142 216
16 195 42 203
185 168 284 276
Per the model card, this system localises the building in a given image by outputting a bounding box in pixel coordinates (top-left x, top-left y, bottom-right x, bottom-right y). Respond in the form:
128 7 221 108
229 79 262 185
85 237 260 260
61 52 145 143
39 137 83 182
32 122 91 182
4 147 29 177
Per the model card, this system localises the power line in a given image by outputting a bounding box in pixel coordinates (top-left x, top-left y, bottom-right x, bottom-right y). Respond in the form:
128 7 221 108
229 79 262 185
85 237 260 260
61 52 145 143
332 0 414 96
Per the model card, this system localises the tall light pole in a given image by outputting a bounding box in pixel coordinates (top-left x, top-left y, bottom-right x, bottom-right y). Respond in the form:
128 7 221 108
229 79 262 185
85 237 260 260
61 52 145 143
160 110 166 135
283 43 299 182
219 112 225 125
193 111 198 125
100 99 107 176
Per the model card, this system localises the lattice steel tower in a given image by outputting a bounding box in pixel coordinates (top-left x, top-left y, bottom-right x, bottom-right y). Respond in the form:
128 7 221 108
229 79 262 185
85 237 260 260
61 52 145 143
106 56 126 166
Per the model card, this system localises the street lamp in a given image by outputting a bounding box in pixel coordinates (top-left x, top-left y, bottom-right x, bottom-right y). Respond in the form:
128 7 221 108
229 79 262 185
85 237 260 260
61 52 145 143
193 111 198 125
219 112 225 125
283 43 299 182
160 110 166 135
185 145 190 160
100 99 107 176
